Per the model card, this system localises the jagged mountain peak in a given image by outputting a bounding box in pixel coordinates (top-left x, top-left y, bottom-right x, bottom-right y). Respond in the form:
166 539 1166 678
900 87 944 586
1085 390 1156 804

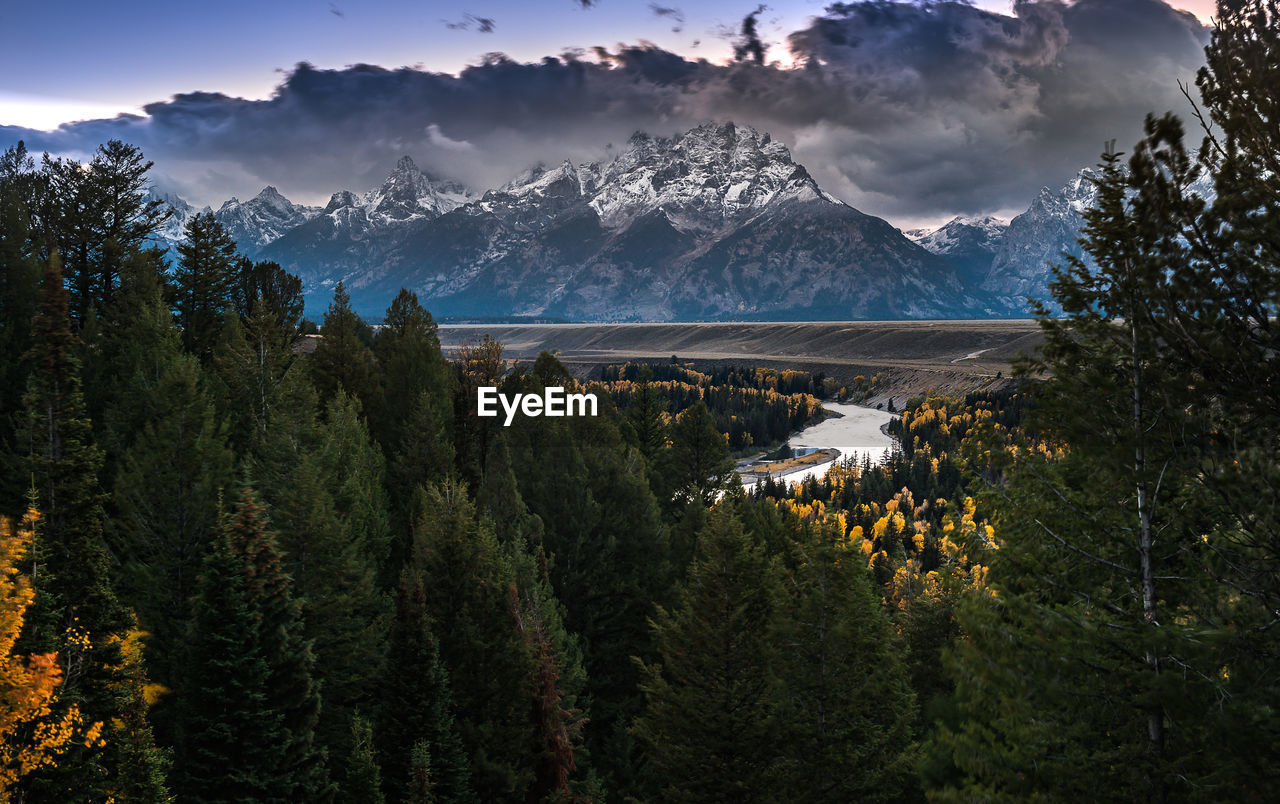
978 167 1106 305
674 120 780 156
325 190 359 212
953 214 1007 229
361 155 473 221
582 121 825 231
217 184 301 212
483 122 820 235
143 188 205 253
212 185 319 255
1026 167 1102 217
498 159 598 201
145 187 196 213
909 215 1008 252
904 214 1010 291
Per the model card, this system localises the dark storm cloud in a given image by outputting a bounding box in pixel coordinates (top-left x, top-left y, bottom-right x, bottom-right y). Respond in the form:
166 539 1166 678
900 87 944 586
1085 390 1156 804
3 0 1210 219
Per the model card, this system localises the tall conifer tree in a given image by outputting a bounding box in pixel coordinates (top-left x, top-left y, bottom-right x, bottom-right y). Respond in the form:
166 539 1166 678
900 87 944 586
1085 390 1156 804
939 8 1280 791
173 212 237 362
177 487 330 802
311 282 379 408
634 508 783 803
772 515 917 801
376 570 473 803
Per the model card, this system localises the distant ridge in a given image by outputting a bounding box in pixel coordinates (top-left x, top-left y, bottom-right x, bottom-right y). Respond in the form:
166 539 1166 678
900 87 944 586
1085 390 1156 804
147 124 1119 322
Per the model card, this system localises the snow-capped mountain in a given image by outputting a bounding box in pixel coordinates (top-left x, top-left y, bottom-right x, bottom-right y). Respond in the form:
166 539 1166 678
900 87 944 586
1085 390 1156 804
980 169 1101 310
259 156 474 291
581 124 844 231
214 186 320 256
143 189 206 254
151 125 1150 321
908 216 1007 256
332 122 974 320
906 215 1008 288
362 155 471 221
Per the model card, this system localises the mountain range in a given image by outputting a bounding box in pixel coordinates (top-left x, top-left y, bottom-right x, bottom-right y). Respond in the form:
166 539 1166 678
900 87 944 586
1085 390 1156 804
146 122 1103 321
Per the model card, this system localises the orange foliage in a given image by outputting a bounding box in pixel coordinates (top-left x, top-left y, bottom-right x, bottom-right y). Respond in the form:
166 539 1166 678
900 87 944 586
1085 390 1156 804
0 509 100 795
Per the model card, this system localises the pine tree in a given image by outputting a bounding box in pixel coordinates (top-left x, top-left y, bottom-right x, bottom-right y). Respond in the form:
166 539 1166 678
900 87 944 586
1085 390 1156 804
663 400 736 508
409 481 541 801
313 392 393 577
112 343 233 706
405 741 436 804
244 385 391 766
271 445 389 768
633 508 783 803
176 487 330 802
176 504 288 801
0 143 44 514
497 399 672 797
938 112 1271 798
376 569 473 804
311 281 379 407
35 141 167 327
172 211 237 362
1180 0 1280 664
85 140 169 313
371 288 452 456
223 485 328 800
228 256 305 334
95 249 185 459
374 289 455 556
622 366 669 502
476 434 543 548
211 299 302 457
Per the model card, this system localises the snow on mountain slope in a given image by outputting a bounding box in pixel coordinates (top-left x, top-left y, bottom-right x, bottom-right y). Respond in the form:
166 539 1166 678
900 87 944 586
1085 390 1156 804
214 186 320 256
981 169 1101 309
353 122 972 321
260 156 474 293
159 125 1170 322
908 216 1007 256
143 189 207 254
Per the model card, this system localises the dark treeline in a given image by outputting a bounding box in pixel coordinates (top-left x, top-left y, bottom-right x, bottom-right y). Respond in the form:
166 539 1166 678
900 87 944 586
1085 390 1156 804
601 362 827 451
1 2 1279 800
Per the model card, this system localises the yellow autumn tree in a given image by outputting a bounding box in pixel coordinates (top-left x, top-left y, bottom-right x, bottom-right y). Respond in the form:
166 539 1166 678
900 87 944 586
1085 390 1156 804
0 508 97 795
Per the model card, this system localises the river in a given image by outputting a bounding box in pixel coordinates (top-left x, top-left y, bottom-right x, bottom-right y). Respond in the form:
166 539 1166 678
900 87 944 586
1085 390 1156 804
739 402 898 487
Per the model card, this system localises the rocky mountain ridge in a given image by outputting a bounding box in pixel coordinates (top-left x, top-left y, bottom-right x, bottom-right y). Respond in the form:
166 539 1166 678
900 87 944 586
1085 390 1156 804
145 123 1113 321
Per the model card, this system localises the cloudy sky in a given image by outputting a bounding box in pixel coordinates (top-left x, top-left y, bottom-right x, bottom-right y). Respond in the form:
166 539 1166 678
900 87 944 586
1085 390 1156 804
1 0 1216 227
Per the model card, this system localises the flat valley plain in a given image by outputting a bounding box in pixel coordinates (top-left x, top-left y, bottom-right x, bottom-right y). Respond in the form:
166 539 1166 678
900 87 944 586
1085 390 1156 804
437 319 1045 401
